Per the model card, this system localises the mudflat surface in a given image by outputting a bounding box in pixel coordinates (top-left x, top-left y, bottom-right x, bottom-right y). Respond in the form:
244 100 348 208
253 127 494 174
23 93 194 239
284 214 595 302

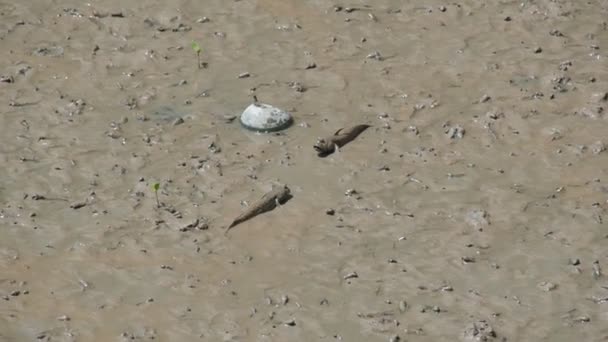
1 1 608 341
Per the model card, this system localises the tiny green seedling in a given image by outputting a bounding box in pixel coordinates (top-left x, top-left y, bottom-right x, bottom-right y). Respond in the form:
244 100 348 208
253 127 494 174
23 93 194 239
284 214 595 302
152 182 160 208
191 41 203 69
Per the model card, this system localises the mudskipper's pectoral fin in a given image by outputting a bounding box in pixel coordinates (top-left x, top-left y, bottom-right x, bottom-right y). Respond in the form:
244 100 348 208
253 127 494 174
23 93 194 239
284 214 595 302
334 128 344 135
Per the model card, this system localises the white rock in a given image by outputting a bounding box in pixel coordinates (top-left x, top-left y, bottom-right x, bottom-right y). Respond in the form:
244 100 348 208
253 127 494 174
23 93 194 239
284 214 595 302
240 103 293 132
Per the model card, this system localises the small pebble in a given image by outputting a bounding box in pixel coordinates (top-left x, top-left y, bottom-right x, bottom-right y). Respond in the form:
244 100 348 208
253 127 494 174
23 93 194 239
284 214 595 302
592 260 602 278
343 272 358 280
538 281 558 292
70 201 87 209
345 189 358 196
222 115 237 123
0 75 14 83
462 256 476 264
446 125 465 139
366 51 383 60
406 125 419 135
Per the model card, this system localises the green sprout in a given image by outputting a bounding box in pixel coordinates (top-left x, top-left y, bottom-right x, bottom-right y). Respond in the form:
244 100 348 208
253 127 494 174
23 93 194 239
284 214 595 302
152 182 160 208
191 41 202 69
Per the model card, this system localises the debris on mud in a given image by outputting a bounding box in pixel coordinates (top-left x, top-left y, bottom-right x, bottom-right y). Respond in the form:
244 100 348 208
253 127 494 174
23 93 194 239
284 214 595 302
444 122 465 139
463 320 497 341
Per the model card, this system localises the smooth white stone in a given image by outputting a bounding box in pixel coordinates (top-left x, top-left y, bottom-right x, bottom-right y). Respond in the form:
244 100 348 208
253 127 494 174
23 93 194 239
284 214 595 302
240 103 293 132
